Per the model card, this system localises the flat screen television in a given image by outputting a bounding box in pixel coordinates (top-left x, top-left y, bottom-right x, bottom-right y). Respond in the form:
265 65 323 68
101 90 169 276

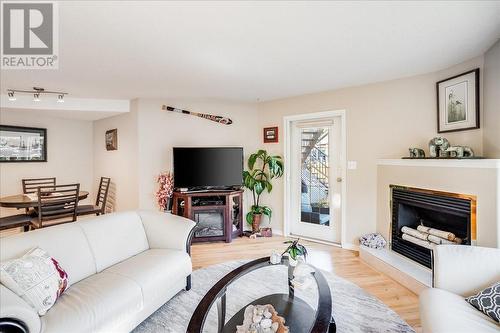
173 147 243 190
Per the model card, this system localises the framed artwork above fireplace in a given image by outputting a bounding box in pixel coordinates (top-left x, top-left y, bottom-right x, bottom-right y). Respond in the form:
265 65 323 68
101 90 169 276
436 68 480 133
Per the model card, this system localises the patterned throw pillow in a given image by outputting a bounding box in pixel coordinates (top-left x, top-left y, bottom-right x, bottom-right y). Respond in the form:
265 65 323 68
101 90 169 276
0 247 68 315
465 281 500 323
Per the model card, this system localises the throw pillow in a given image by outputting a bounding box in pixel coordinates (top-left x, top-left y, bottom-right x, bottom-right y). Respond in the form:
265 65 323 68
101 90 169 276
465 281 500 323
0 247 69 315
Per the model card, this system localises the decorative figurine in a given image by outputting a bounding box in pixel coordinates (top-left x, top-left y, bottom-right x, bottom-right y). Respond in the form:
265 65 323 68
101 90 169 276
408 148 425 158
429 137 450 157
445 145 474 158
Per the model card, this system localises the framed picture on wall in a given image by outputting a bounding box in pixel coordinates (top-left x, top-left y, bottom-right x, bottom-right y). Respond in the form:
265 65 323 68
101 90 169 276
436 68 479 133
105 129 118 151
0 125 47 162
263 126 278 143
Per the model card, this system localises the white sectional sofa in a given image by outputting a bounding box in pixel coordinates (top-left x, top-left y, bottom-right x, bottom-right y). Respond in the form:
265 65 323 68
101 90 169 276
0 210 196 333
420 245 500 333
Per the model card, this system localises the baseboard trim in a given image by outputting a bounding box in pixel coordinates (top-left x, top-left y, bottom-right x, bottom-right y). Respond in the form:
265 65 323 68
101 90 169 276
342 243 360 252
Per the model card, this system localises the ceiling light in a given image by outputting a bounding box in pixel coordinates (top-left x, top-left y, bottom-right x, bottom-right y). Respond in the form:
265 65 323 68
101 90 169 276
7 91 16 101
57 94 64 103
33 93 41 102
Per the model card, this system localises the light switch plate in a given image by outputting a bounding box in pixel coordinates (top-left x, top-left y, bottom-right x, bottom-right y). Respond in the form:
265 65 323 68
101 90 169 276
347 161 357 170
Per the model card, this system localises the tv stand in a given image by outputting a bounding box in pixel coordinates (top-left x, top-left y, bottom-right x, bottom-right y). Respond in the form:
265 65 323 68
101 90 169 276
172 190 243 243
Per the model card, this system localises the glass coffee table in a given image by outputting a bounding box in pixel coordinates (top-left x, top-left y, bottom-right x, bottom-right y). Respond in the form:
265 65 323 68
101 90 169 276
187 256 336 332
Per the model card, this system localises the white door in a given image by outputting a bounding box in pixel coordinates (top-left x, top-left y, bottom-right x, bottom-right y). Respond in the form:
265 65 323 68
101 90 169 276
287 116 343 243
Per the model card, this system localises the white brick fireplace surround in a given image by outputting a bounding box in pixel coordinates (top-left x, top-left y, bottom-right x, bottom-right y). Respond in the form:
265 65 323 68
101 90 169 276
360 159 500 294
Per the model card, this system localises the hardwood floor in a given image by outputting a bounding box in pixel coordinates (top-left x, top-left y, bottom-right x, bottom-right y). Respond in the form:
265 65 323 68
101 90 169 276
191 236 421 330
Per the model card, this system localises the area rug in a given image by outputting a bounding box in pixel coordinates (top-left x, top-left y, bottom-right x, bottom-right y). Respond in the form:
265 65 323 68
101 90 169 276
133 260 415 333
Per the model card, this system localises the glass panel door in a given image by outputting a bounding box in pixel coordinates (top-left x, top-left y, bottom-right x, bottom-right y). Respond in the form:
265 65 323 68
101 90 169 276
290 118 342 243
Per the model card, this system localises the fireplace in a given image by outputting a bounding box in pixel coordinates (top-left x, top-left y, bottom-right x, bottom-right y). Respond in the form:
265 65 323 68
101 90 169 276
390 185 476 268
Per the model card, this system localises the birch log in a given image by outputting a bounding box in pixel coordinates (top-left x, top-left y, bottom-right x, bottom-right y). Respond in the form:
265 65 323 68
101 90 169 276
402 233 435 250
417 225 456 241
401 226 429 240
427 234 456 245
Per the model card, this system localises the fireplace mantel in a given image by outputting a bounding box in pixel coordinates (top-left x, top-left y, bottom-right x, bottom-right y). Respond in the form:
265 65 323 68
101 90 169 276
363 159 500 292
377 158 500 169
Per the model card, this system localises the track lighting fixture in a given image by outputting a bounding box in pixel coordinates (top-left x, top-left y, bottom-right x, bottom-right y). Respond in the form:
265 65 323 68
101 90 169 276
6 87 68 103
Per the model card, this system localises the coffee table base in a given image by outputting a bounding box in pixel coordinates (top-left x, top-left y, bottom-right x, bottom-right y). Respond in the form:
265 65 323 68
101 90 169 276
222 293 320 332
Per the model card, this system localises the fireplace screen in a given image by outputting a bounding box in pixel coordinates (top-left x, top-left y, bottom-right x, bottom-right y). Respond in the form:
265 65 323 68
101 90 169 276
194 209 224 238
390 186 475 268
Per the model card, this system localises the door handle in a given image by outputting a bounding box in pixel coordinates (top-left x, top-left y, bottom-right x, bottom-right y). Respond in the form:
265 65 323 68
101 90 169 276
336 177 342 183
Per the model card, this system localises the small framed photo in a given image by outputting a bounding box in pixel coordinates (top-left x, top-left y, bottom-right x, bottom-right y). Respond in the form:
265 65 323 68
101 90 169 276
436 68 479 133
263 126 278 143
0 125 47 162
105 129 118 151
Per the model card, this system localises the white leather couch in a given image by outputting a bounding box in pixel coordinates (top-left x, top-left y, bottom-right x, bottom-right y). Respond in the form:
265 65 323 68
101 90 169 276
420 245 500 333
0 210 196 333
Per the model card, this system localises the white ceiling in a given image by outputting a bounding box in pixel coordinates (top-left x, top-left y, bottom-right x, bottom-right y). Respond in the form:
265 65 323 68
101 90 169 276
1 1 499 102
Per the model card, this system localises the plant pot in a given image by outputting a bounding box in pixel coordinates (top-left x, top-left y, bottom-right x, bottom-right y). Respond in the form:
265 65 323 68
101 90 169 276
251 213 262 233
164 197 173 212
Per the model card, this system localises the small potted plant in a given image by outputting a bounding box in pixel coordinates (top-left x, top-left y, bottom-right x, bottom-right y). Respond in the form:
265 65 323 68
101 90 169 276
242 149 283 233
155 171 174 212
282 238 308 266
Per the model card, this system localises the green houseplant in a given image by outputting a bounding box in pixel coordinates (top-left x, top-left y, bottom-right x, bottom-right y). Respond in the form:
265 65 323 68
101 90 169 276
242 149 283 233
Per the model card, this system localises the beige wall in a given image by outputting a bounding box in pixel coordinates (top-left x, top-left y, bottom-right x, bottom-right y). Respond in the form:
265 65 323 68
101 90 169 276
376 163 499 248
483 39 500 158
0 110 94 216
93 102 139 211
135 99 261 215
258 56 484 247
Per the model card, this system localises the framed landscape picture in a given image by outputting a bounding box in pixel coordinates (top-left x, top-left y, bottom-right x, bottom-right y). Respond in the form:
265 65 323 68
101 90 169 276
436 68 479 133
0 125 47 162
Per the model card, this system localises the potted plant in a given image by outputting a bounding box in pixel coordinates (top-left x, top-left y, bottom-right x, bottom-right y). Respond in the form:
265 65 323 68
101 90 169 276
155 171 174 211
242 149 283 233
282 238 308 266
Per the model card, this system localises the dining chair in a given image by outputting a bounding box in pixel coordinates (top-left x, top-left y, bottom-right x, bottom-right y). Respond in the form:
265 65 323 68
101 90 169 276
31 184 80 229
22 177 56 194
77 177 111 216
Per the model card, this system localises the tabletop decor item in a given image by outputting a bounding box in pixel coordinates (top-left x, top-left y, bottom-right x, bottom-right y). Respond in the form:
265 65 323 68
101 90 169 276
0 125 47 162
243 149 283 233
155 171 174 211
263 126 279 143
408 148 425 158
161 105 233 125
105 129 118 151
270 250 282 265
236 304 289 333
282 238 308 266
429 137 450 157
437 68 479 133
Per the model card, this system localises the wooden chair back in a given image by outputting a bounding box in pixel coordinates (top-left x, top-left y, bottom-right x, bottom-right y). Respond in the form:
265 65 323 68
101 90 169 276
34 184 80 228
95 177 111 214
22 177 56 194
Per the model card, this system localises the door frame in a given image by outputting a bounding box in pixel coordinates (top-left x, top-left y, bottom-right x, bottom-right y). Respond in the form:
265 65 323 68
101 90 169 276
283 110 347 247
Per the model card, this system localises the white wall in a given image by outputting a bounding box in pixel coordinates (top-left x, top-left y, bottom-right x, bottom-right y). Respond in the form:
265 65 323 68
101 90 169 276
258 56 484 248
135 99 261 215
483 39 500 158
92 102 139 211
0 110 94 216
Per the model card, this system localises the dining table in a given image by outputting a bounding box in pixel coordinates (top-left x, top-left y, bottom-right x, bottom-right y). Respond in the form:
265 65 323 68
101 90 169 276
0 191 89 209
